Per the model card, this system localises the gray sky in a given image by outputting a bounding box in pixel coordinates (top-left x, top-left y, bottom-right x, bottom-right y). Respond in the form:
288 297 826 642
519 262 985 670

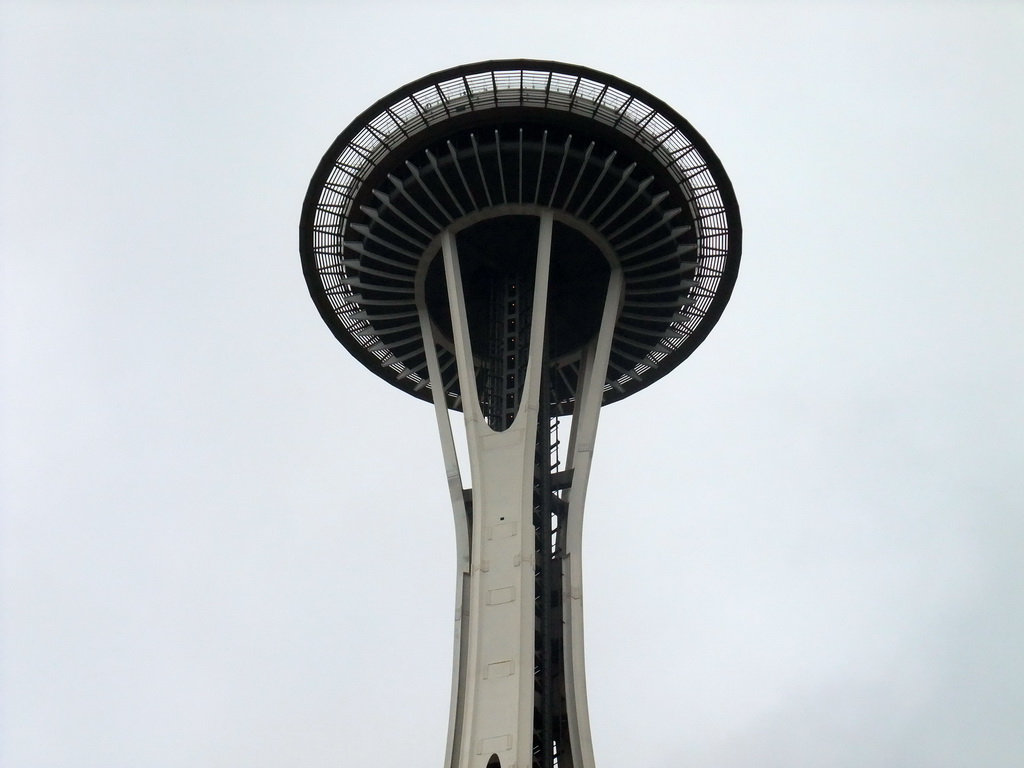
2 2 1023 767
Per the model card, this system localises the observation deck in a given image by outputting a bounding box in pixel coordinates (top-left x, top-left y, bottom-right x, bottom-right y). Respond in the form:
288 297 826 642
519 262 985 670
300 59 741 412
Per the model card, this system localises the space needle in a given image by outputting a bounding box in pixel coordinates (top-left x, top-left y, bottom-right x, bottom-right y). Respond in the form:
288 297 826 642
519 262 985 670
299 59 741 768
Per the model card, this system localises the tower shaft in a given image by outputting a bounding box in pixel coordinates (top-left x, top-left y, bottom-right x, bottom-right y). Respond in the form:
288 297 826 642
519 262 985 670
418 213 622 768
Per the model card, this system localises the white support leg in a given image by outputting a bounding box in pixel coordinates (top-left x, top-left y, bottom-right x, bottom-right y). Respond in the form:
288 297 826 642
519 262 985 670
416 309 472 768
560 267 624 768
432 213 555 768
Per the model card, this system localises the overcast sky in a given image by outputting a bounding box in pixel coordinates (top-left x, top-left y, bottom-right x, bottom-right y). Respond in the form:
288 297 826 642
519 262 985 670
2 2 1023 767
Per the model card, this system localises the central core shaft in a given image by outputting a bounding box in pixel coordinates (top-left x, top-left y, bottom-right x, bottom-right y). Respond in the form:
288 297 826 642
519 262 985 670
422 212 622 768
